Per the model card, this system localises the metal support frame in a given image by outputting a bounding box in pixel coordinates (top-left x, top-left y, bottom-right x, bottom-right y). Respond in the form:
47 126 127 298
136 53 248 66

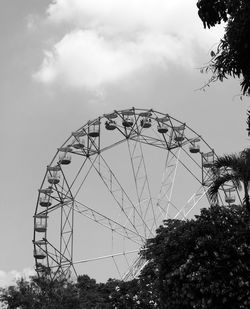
156 148 181 219
88 154 154 240
127 138 155 238
34 108 240 281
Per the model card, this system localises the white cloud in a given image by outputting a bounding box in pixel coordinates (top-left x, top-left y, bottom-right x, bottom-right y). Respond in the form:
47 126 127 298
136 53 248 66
0 268 35 288
35 30 142 88
35 0 224 89
35 30 196 88
47 0 188 33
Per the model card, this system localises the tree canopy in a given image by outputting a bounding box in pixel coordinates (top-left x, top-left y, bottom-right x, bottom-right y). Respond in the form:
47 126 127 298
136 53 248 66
0 276 79 309
197 0 250 95
0 274 144 309
140 204 250 308
2 204 250 308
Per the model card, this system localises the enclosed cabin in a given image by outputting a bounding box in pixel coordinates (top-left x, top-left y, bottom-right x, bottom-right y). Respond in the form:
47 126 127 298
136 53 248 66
47 165 60 185
105 112 118 130
202 151 214 168
122 110 134 127
35 263 50 276
173 125 185 142
88 120 100 137
33 240 46 259
35 263 46 275
39 187 53 207
105 120 117 130
140 111 152 128
34 214 48 233
72 131 85 149
58 146 71 165
224 188 236 204
157 116 169 134
189 138 200 154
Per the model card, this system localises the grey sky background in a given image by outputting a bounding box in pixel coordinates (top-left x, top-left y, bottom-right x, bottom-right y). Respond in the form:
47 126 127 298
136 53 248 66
0 0 249 285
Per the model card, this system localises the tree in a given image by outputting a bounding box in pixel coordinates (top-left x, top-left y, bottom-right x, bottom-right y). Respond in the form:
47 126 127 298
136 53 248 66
140 204 250 308
196 0 250 95
108 278 154 309
35 276 79 309
1 273 149 309
0 278 41 309
0 276 79 309
208 148 250 212
76 274 115 308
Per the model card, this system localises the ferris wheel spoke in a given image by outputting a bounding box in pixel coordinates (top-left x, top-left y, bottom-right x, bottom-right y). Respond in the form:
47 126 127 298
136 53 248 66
70 249 139 266
73 155 99 199
70 200 145 245
127 138 157 237
100 136 128 153
112 256 122 279
49 155 96 203
156 148 180 219
68 157 89 193
123 255 147 281
87 154 154 239
173 185 209 219
170 149 201 184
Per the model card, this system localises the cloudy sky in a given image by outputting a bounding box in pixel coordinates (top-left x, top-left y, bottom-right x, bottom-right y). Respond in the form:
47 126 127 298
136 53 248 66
0 0 249 286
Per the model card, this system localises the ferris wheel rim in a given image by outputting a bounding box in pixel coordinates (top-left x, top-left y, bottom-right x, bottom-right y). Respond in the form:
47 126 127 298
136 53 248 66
33 107 241 281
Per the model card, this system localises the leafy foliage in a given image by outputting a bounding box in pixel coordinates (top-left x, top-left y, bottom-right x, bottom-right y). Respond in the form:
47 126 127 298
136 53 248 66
76 275 117 308
0 276 79 309
140 204 250 308
109 279 145 308
197 0 250 95
0 274 147 309
3 205 250 308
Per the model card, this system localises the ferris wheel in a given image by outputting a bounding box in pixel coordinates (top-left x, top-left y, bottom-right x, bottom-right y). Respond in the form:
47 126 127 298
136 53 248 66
33 107 240 281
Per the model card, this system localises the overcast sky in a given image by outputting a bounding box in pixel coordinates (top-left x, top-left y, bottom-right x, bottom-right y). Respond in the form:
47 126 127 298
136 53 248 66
0 0 249 286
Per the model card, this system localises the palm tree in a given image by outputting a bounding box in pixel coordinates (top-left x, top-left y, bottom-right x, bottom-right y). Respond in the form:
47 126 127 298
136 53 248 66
208 148 250 213
246 110 250 136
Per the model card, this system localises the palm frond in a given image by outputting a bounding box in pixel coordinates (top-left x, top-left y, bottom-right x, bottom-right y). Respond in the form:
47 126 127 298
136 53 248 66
213 154 240 170
246 111 250 135
208 173 241 204
209 150 250 208
240 148 250 166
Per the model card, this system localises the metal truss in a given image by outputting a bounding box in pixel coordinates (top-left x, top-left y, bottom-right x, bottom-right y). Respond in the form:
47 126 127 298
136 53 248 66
87 154 154 239
123 256 147 281
127 137 156 237
156 148 181 220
